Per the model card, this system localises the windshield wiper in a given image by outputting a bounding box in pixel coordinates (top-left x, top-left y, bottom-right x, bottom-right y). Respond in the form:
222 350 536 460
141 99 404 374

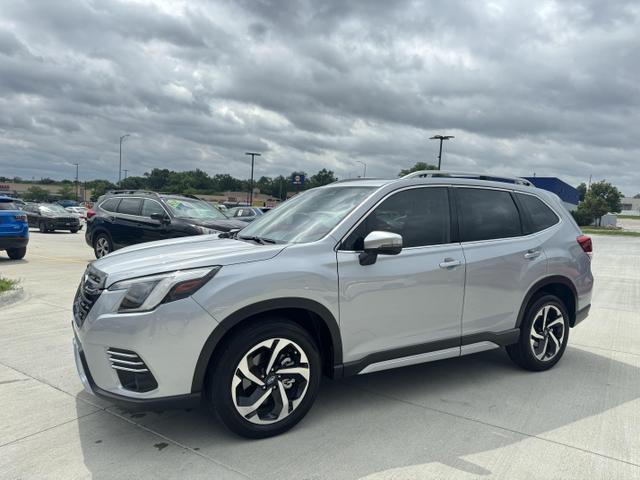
238 235 277 245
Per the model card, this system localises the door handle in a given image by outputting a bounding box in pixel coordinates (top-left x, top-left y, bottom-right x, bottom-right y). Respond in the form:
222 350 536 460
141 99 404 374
439 258 462 269
524 249 541 259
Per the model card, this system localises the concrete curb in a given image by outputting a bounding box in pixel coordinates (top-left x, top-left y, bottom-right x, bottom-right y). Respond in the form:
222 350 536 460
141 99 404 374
0 286 25 308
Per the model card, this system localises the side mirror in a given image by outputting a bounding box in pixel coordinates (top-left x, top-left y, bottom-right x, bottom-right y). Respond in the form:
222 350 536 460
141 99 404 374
219 228 241 239
359 231 403 266
150 213 170 224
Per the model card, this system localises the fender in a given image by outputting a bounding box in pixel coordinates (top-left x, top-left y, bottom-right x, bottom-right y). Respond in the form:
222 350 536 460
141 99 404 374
515 275 578 328
191 297 343 393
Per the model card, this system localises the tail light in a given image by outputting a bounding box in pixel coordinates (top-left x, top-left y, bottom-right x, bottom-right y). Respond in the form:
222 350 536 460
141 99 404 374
577 235 592 259
14 214 27 222
86 209 96 219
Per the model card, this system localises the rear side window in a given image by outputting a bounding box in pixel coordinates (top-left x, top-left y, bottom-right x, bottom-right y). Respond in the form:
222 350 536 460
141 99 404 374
100 198 120 212
117 198 142 216
517 193 559 232
343 187 450 250
457 188 522 242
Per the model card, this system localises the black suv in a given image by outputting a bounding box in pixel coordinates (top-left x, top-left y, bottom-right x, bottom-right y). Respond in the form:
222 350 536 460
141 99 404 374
85 191 247 258
24 203 81 233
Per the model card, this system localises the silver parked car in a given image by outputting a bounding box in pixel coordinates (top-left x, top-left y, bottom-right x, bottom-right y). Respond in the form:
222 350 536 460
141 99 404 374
72 171 593 438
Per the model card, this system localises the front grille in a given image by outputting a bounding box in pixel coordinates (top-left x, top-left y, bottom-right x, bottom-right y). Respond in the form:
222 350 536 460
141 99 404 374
55 217 79 224
108 348 158 392
73 268 105 327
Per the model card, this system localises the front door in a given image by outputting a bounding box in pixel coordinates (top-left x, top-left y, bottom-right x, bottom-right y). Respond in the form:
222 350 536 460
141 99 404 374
337 186 465 368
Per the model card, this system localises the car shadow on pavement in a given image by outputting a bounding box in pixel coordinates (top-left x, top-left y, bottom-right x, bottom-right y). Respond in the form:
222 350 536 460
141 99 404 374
75 345 639 479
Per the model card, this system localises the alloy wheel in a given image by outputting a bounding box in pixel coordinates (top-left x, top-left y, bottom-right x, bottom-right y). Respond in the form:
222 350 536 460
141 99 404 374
231 338 310 425
95 237 110 258
529 305 565 361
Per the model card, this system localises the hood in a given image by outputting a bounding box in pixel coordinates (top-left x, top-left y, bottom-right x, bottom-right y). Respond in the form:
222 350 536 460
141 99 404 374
92 235 286 286
190 218 247 231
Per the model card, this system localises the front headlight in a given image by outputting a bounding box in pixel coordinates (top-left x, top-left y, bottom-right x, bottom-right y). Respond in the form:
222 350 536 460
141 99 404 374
108 267 220 313
194 225 222 235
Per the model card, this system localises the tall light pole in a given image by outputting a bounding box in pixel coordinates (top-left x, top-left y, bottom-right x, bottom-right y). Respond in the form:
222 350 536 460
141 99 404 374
429 135 454 170
123 169 129 180
119 134 130 186
73 163 79 201
356 160 367 178
245 152 261 206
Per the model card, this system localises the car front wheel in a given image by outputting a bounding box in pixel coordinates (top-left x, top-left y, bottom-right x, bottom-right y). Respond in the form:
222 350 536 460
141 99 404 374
507 294 569 371
208 319 321 438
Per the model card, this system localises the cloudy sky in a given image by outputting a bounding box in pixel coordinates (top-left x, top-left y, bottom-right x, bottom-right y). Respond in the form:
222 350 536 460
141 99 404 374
0 0 638 194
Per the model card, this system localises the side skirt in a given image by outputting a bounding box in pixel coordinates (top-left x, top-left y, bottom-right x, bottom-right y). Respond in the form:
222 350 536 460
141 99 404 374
339 328 520 377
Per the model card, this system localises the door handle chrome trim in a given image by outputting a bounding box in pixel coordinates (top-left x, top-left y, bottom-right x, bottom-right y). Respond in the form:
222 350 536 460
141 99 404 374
439 258 462 269
524 249 541 259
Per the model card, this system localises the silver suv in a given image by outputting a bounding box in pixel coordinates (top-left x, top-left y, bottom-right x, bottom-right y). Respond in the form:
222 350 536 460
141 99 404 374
72 171 593 438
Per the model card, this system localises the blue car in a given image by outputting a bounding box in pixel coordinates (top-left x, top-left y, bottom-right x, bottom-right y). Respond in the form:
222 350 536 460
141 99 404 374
0 196 28 260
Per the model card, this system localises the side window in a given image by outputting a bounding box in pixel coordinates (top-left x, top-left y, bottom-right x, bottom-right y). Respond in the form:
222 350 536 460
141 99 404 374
117 198 142 216
100 198 120 212
343 187 450 250
517 193 559 232
141 199 166 217
457 188 522 242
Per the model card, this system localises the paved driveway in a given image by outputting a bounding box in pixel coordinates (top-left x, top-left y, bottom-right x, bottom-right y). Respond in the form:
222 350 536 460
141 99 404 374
0 231 639 479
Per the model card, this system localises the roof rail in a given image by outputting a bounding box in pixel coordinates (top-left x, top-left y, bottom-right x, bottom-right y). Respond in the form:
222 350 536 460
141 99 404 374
401 170 533 186
106 190 160 196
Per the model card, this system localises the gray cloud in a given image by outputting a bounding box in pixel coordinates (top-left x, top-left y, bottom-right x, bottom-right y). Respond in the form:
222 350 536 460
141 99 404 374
0 0 639 194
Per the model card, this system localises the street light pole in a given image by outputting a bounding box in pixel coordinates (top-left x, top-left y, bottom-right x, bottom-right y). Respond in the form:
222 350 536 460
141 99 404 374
73 163 79 202
356 161 367 178
429 135 455 170
245 152 261 206
123 169 129 180
119 134 130 186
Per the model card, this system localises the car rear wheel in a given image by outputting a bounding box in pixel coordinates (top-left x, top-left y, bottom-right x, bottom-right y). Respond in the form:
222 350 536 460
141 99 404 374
507 294 569 371
6 247 26 260
38 221 47 233
208 319 321 438
93 233 112 259
70 228 79 233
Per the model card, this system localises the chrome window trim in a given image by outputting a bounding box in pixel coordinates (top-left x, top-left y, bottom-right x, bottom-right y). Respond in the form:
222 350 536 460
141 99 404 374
335 184 453 252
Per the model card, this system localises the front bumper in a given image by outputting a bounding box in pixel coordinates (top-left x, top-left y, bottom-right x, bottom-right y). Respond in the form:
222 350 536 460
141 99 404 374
72 286 220 409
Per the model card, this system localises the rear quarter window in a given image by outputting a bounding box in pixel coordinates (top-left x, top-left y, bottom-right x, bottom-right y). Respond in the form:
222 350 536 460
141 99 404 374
517 193 560 232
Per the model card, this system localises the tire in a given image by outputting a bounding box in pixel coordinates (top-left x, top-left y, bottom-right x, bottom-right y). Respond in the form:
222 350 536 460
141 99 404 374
38 221 46 233
70 228 79 233
507 294 570 371
7 247 26 260
208 319 321 439
93 233 113 259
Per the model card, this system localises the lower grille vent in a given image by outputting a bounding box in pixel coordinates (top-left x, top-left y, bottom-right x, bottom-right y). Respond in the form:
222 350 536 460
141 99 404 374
107 348 158 392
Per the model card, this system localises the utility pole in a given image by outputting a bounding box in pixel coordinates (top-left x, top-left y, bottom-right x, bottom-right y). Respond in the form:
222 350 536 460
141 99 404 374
73 163 79 202
119 134 130 186
429 135 454 170
245 152 261 206
356 161 367 178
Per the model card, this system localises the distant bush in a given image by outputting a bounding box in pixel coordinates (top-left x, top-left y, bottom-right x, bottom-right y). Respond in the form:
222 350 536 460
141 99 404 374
571 209 593 227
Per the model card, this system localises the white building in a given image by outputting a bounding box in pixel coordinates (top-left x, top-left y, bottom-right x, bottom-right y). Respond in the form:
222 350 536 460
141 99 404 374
620 197 640 216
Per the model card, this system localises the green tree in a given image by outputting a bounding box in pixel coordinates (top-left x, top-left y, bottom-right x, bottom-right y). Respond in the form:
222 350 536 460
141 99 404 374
398 162 437 177
85 180 117 200
58 184 76 199
576 182 587 202
588 180 623 213
22 186 50 202
309 169 337 188
578 194 609 226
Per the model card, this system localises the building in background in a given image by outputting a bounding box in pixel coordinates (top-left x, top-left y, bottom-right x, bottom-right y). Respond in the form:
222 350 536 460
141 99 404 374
523 177 580 211
620 197 640 216
0 181 90 202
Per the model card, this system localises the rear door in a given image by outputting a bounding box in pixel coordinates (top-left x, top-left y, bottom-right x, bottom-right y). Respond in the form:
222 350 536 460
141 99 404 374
112 197 143 247
337 186 466 365
455 187 548 338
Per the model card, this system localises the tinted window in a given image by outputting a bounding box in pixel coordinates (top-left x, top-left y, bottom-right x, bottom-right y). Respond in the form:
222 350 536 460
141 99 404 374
101 198 120 212
142 199 166 217
457 188 522 242
117 198 142 215
0 201 16 210
343 187 450 250
517 193 559 232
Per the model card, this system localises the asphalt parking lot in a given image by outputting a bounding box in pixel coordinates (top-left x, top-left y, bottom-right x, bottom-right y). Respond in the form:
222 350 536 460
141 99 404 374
0 230 639 479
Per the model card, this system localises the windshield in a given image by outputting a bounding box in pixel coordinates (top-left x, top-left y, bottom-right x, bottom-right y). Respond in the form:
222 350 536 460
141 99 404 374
164 197 228 220
239 186 375 244
41 204 68 214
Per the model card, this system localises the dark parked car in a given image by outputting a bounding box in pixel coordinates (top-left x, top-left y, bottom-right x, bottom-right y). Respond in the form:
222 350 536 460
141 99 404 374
85 191 247 258
226 206 272 222
24 203 81 233
0 196 29 259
